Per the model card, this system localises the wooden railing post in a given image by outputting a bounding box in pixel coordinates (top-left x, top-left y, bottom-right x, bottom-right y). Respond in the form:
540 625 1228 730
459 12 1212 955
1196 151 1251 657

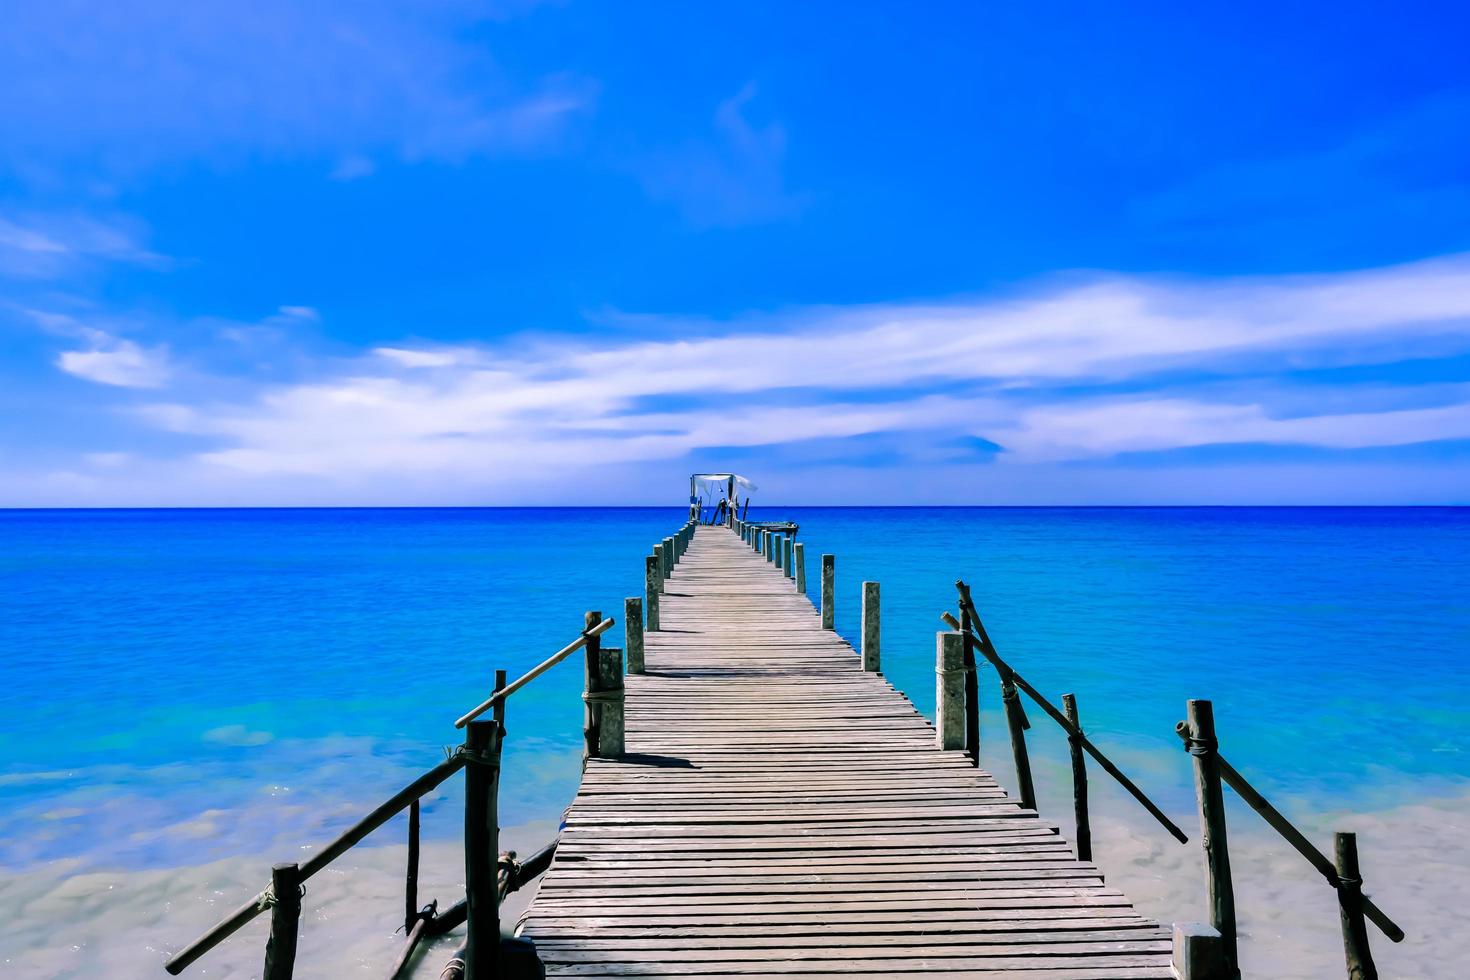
935 631 965 750
262 862 301 980
774 533 784 571
1184 699 1238 978
957 583 981 767
861 581 880 672
821 554 835 629
783 537 794 578
1336 832 1378 980
999 664 1037 811
404 799 420 934
663 536 675 576
463 717 502 980
582 610 603 765
625 597 644 674
1172 922 1228 980
644 555 660 631
1062 693 1091 862
592 646 625 758
653 544 666 591
794 542 806 592
766 531 775 562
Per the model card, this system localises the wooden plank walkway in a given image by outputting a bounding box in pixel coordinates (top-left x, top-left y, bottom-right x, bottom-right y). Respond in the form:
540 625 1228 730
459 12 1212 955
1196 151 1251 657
518 525 1173 978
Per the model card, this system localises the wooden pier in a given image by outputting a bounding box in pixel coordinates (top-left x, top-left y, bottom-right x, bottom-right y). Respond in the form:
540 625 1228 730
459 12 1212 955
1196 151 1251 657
165 495 1404 980
518 525 1174 978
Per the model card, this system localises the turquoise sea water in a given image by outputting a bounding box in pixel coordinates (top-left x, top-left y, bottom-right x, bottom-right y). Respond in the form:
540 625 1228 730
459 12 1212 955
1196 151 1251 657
2 507 1468 874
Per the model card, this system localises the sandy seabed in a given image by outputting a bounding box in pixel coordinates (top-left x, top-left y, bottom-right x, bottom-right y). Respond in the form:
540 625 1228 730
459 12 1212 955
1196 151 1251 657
1 794 1464 979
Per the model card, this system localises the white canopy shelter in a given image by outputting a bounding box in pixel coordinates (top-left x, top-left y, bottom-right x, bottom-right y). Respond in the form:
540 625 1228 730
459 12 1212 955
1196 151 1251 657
689 473 757 525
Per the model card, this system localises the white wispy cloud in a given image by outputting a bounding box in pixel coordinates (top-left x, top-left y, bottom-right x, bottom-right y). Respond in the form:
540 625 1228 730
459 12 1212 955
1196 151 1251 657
0 1 595 172
0 212 167 279
636 83 806 227
109 253 1470 496
57 339 171 389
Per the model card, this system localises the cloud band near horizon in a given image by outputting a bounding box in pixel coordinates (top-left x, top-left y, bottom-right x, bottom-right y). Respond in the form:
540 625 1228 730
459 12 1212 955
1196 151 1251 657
8 252 1470 506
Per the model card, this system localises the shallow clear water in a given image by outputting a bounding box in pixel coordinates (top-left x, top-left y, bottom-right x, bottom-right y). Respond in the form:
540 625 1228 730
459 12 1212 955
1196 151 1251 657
3 506 1467 875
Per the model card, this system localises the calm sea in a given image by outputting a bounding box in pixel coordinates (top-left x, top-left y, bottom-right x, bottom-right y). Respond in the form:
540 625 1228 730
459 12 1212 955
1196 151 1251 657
3 507 1468 873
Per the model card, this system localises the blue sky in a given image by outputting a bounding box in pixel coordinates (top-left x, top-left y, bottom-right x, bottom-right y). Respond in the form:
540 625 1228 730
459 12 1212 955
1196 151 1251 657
3 1 1470 505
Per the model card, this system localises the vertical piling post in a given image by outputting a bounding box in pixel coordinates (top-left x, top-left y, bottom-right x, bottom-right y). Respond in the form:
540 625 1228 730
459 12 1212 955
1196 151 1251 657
957 584 981 767
794 542 807 593
644 555 660 631
821 554 835 629
1000 665 1037 811
262 862 301 980
1062 693 1091 862
404 799 420 934
653 544 666 593
625 597 644 674
663 536 675 575
463 717 502 980
935 632 965 750
595 647 625 758
1185 699 1238 978
783 537 794 578
861 582 880 672
582 610 602 765
1335 832 1378 980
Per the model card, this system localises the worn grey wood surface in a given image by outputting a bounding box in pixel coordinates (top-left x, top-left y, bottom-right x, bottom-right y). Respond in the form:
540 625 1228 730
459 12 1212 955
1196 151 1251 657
519 526 1172 977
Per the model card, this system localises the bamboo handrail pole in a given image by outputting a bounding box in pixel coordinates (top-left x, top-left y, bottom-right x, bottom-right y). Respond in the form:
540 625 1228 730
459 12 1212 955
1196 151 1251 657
940 607 1189 844
454 618 615 729
165 751 470 974
1171 723 1404 943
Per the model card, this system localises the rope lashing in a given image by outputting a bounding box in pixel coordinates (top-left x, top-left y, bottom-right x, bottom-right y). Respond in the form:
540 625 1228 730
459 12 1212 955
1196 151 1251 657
254 881 306 912
457 744 502 769
581 687 625 704
498 851 523 892
1175 720 1218 756
998 669 1031 729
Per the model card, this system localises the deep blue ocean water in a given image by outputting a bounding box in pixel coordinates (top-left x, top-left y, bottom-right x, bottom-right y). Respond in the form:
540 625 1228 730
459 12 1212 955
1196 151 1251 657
2 507 1467 873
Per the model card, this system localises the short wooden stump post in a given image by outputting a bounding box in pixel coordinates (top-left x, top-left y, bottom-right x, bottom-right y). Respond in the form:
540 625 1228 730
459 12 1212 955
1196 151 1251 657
663 536 675 576
783 536 794 578
586 644 625 759
935 631 965 750
625 596 645 674
794 542 806 592
820 554 835 629
644 555 660 631
1172 922 1228 980
860 581 880 672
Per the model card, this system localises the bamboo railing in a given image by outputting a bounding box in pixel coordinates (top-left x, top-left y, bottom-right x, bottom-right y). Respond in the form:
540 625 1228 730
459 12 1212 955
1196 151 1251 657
941 581 1404 980
163 521 696 980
